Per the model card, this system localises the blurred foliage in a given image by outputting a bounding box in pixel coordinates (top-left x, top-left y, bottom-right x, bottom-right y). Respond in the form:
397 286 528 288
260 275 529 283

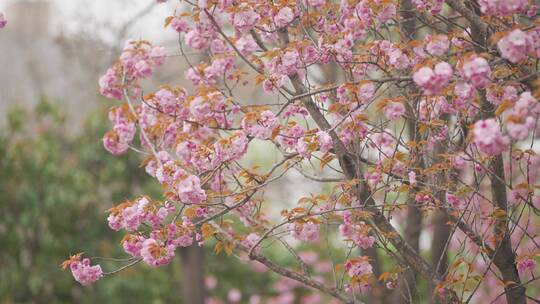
0 97 187 303
0 98 329 304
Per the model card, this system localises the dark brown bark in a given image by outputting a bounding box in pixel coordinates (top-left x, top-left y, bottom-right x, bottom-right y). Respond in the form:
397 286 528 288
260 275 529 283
180 246 206 304
397 0 423 300
429 118 452 304
396 115 424 304
430 208 450 278
487 154 526 304
440 2 526 302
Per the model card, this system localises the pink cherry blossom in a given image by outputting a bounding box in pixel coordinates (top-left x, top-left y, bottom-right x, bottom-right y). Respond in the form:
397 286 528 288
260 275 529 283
425 35 450 57
232 8 260 32
185 29 212 50
517 258 536 274
504 91 540 140
122 235 146 257
387 47 411 70
98 68 123 100
413 62 452 95
345 259 373 277
383 102 406 119
236 35 259 56
472 118 509 155
205 276 218 290
386 281 397 290
446 192 466 209
376 4 396 22
462 56 491 88
69 257 103 286
228 289 242 302
486 85 518 105
149 46 166 65
140 238 176 267
171 17 189 33
177 173 207 204
241 110 279 139
506 121 530 140
291 222 319 243
274 7 294 28
358 82 376 102
103 131 130 155
454 82 476 106
497 29 533 63
307 0 325 8
412 0 444 14
242 233 261 249
356 235 376 249
154 88 183 115
168 221 195 247
408 171 417 185
317 131 333 153
478 0 527 16
278 124 305 151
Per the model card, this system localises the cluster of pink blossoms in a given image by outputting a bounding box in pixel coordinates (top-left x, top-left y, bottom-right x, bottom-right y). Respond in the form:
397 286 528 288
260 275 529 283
63 255 103 286
241 110 279 139
505 92 540 140
472 118 509 155
185 57 236 86
241 233 261 251
425 34 450 57
413 62 452 95
517 257 537 274
445 192 467 210
140 238 177 267
370 41 411 70
121 218 197 266
317 131 333 153
497 29 534 63
290 221 320 243
411 0 444 14
339 211 375 249
107 196 174 231
383 101 406 119
102 106 136 155
486 84 518 106
478 0 528 16
461 56 491 88
277 123 305 151
345 258 373 278
143 152 208 203
152 88 188 116
344 257 374 293
98 40 166 100
337 82 376 105
264 46 318 77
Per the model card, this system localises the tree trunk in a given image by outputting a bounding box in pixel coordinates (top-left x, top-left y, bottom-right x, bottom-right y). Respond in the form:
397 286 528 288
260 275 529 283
180 246 206 304
431 209 450 276
396 2 423 301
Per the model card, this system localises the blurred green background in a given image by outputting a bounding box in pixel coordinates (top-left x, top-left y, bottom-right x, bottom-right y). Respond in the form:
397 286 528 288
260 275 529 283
0 99 272 304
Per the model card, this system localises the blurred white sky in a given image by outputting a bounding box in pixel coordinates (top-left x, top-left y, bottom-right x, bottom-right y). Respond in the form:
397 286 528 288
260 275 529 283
1 0 178 45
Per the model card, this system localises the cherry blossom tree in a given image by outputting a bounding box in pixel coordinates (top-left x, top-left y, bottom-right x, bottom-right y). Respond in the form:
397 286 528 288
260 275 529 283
60 0 540 302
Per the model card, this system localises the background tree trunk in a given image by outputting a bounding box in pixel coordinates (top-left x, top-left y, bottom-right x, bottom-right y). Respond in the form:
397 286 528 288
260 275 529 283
394 2 422 302
180 246 206 304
